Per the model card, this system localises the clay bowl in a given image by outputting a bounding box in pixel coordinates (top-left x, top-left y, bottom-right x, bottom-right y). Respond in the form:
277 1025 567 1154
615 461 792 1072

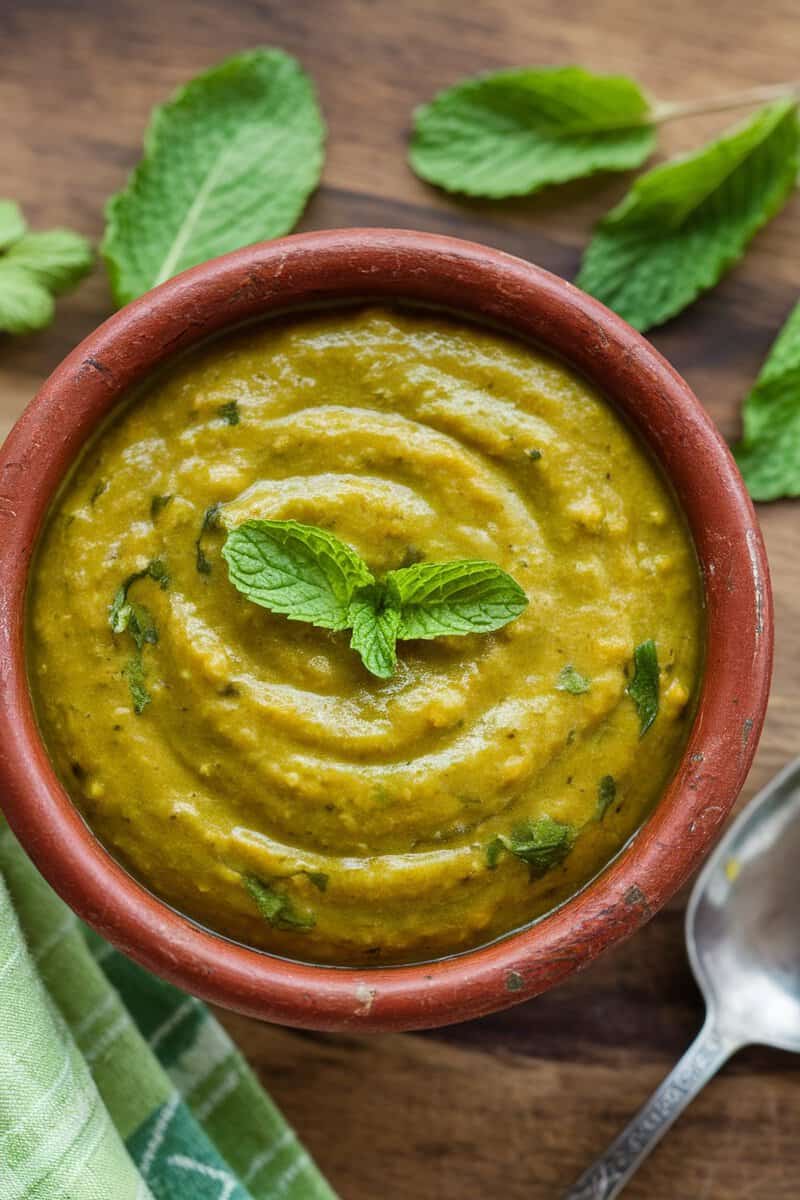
0 229 772 1032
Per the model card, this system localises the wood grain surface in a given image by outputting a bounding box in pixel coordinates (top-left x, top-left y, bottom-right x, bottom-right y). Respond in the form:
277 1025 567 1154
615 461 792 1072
2 1 799 1195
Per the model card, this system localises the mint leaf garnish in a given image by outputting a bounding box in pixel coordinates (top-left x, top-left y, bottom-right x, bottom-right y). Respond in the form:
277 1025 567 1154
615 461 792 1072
218 400 240 426
348 584 401 679
244 875 315 931
0 200 92 335
487 816 573 877
410 67 655 198
102 48 325 306
222 519 527 678
123 654 151 715
386 560 528 640
598 774 617 818
734 301 800 500
556 664 591 694
627 639 659 736
222 519 374 631
577 101 800 331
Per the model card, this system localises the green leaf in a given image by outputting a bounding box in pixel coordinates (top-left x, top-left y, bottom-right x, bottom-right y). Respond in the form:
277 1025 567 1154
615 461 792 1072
218 400 240 426
348 584 401 679
627 639 659 736
222 519 374 632
598 774 617 818
5 230 93 293
733 301 800 500
578 101 800 331
0 263 54 334
487 816 573 877
195 503 222 575
244 875 315 931
102 48 325 306
555 664 591 694
410 66 656 198
0 200 26 250
386 560 528 640
306 871 329 892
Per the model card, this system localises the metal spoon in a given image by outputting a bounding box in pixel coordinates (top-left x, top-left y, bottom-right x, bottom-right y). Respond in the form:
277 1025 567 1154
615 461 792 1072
564 757 800 1199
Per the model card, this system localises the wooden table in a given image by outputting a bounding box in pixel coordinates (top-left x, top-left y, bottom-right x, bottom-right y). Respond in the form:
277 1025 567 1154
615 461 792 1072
2 1 799 1195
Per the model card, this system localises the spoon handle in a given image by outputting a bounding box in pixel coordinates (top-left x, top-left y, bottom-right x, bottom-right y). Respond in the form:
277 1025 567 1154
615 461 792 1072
562 1020 738 1199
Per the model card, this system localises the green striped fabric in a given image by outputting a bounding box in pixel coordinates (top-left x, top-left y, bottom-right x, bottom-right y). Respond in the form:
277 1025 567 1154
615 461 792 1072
0 824 337 1200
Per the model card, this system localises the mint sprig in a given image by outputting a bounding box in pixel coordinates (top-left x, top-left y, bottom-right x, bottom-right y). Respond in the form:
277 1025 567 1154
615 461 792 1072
410 67 656 197
0 199 92 335
222 519 528 679
102 48 325 306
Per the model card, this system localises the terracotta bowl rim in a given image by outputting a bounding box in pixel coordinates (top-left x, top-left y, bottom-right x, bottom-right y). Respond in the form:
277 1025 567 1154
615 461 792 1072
0 228 772 1032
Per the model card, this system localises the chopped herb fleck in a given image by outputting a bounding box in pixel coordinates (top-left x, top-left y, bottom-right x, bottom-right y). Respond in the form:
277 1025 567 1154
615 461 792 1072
150 493 174 520
109 560 168 711
627 639 660 735
195 503 222 575
598 774 617 818
525 448 542 461
218 400 240 425
90 479 108 504
244 875 315 930
556 664 591 695
123 653 151 714
306 871 329 892
487 815 573 878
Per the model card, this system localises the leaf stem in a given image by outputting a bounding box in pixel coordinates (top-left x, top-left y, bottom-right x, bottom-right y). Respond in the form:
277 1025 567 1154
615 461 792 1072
652 82 800 124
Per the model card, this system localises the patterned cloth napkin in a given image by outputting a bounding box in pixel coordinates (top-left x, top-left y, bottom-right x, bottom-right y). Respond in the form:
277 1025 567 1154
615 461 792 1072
0 823 337 1200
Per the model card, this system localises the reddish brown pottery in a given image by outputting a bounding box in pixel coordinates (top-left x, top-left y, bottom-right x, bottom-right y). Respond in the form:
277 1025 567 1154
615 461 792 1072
0 230 773 1032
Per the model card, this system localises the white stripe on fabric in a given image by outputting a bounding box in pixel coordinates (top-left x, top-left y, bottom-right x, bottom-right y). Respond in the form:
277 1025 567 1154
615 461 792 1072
74 990 116 1041
0 1046 72 1144
0 937 24 985
273 1152 311 1197
167 1016 232 1099
85 1011 131 1064
243 1129 294 1183
194 1066 240 1122
148 997 196 1051
166 1155 236 1200
140 1091 180 1179
33 911 79 964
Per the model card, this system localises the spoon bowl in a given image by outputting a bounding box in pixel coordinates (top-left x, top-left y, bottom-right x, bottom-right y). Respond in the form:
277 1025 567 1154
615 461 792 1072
565 757 800 1199
688 757 800 1053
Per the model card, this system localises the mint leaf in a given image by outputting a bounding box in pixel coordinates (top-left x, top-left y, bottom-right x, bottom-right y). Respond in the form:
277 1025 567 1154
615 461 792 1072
556 664 591 694
5 230 93 293
222 519 374 631
598 774 617 818
102 48 325 306
386 560 528 640
627 639 659 736
487 816 573 877
733 301 800 500
0 200 26 250
244 875 315 931
410 66 655 198
578 101 800 331
348 584 401 679
0 264 54 334
218 400 240 426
